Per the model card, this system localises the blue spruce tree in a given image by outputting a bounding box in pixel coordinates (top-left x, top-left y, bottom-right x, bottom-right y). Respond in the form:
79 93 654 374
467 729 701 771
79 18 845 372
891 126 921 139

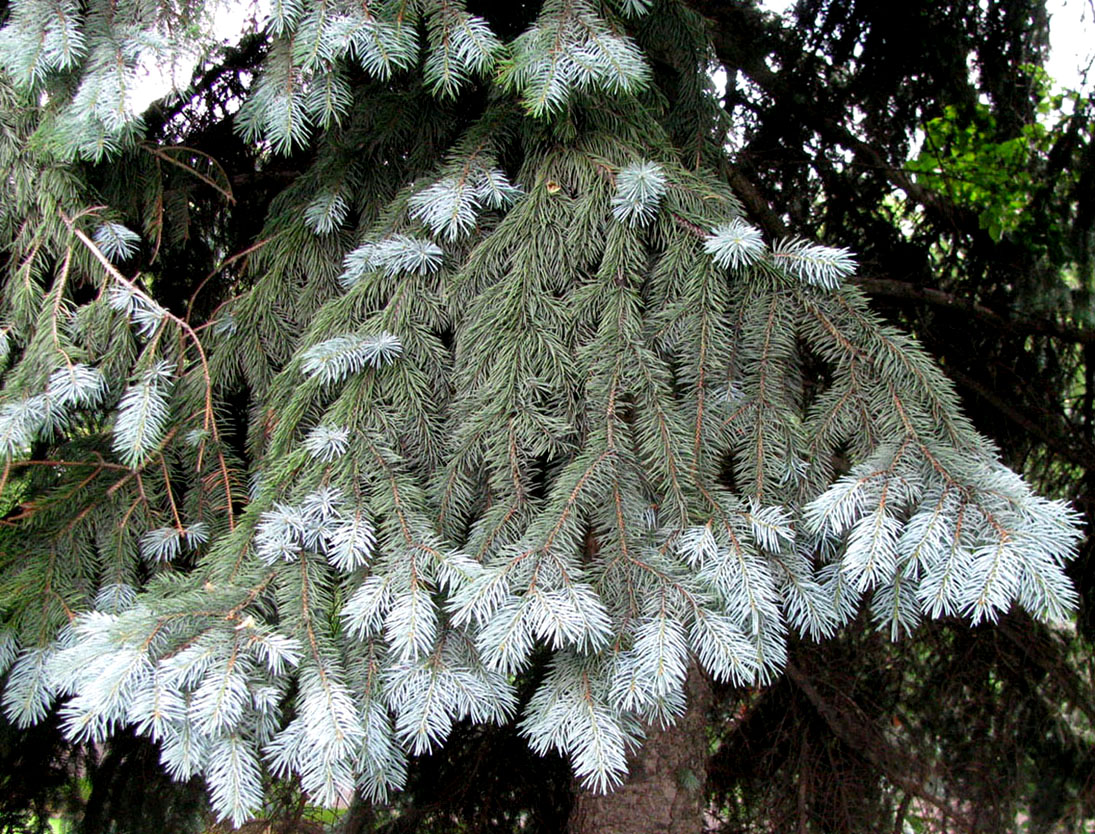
0 0 1081 831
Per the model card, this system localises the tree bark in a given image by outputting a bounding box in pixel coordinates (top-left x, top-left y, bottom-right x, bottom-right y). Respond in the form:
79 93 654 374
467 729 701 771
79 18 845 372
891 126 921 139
567 667 713 834
336 794 377 834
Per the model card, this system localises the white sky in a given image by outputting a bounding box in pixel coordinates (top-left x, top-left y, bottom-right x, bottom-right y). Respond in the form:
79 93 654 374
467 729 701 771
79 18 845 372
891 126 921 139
1045 0 1095 90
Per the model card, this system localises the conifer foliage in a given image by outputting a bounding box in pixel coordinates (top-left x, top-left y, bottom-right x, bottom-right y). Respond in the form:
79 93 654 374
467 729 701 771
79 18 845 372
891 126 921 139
0 0 1082 824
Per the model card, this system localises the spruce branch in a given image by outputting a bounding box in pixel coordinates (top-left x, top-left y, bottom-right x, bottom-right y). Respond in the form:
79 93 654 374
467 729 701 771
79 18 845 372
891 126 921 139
704 218 765 270
0 7 1082 821
771 238 857 289
300 333 402 385
113 361 174 469
612 161 667 228
93 223 141 262
65 213 237 528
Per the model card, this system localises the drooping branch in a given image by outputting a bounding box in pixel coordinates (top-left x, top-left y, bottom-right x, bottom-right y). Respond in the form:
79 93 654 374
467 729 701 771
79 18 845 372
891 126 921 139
785 661 977 832
851 276 1095 345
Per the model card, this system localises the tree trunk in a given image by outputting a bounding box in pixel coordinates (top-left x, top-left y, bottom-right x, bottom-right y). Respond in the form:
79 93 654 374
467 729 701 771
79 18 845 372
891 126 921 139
336 794 377 834
567 667 713 834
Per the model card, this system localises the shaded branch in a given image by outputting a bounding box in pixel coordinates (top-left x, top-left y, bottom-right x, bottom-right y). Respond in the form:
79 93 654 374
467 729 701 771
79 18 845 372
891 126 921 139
945 365 1095 471
785 661 977 832
852 275 1095 345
